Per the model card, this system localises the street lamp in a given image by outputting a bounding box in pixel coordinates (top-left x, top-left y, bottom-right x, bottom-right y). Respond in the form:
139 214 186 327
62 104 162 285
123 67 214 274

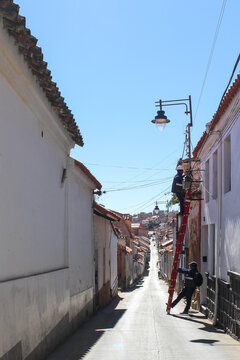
151 95 193 163
154 201 160 215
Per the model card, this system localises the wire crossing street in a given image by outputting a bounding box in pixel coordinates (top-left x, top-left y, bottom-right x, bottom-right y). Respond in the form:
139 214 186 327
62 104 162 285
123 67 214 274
45 243 240 360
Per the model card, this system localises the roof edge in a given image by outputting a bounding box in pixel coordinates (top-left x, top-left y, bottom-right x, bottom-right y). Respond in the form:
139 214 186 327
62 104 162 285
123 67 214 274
73 159 102 190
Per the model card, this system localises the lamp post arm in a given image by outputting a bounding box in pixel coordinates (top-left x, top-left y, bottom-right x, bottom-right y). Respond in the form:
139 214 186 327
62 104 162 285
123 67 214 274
155 95 193 127
157 102 189 113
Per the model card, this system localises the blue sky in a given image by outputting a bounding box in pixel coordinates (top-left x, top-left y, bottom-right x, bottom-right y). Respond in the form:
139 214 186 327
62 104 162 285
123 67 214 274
17 0 240 214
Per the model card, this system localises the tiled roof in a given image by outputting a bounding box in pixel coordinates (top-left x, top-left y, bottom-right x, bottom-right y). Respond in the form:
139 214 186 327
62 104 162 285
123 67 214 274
93 203 121 222
159 245 173 254
161 239 173 248
0 0 83 146
118 244 132 254
135 236 150 244
193 73 240 157
123 214 132 221
131 223 148 230
111 211 135 240
138 239 150 249
73 159 102 190
125 246 132 254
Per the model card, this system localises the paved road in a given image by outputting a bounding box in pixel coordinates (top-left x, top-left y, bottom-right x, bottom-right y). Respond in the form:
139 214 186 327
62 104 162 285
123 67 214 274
46 243 240 360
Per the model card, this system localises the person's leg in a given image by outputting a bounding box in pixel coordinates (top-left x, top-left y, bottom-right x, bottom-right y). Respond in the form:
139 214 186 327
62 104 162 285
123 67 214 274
171 288 186 308
176 192 185 215
183 288 195 313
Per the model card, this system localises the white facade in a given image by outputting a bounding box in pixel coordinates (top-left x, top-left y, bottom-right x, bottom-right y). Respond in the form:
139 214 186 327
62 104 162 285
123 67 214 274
0 21 97 360
110 225 118 297
200 86 240 284
68 159 98 326
0 29 72 281
93 216 111 292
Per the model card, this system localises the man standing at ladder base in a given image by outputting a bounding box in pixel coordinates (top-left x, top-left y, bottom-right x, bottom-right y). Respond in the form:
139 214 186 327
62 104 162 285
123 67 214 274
171 165 185 215
171 261 198 314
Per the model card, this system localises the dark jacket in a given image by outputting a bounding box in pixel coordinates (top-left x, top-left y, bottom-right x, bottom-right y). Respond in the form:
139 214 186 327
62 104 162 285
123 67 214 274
178 267 198 288
171 172 185 193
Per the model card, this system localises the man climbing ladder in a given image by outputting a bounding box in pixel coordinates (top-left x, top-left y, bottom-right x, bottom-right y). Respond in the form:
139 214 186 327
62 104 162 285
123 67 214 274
166 183 192 314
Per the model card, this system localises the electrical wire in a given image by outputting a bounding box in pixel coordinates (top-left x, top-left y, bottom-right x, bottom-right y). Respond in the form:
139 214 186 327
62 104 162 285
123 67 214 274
104 177 172 192
132 185 171 214
111 146 181 185
117 200 166 212
194 0 227 123
85 163 172 171
103 178 172 184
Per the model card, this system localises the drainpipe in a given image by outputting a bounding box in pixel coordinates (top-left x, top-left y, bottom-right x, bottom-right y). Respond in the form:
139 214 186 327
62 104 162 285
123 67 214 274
213 140 222 325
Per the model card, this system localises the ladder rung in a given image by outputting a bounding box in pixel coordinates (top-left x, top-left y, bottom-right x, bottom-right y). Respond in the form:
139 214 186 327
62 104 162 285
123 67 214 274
166 184 192 310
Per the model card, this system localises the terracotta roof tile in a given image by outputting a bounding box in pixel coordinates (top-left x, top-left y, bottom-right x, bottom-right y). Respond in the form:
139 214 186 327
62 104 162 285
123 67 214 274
73 159 102 190
0 0 83 146
93 203 121 222
111 211 135 240
125 246 132 254
193 73 240 157
161 239 173 248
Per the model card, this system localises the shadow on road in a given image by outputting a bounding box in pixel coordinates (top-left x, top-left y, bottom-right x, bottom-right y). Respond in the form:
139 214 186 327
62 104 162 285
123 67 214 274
46 295 126 360
171 313 226 334
190 339 219 345
121 267 150 293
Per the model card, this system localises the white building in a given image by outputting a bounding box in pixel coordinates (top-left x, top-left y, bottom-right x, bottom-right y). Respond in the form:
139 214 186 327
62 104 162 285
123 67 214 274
68 159 102 329
0 3 102 359
93 203 120 308
193 73 240 336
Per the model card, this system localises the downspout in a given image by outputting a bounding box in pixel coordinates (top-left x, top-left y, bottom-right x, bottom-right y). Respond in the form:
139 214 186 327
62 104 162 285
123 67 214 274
213 140 222 325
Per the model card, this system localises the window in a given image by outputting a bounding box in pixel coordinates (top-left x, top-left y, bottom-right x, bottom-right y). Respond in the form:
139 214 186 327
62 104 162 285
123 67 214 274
205 160 210 203
224 135 231 193
212 151 218 199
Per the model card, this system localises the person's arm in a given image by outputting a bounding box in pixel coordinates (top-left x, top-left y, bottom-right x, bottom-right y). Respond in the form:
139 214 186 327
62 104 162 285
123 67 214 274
178 267 190 274
171 176 176 193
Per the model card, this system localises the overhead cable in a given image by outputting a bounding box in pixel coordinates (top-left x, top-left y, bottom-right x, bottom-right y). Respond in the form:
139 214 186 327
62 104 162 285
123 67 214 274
104 177 172 192
194 0 227 122
132 185 171 214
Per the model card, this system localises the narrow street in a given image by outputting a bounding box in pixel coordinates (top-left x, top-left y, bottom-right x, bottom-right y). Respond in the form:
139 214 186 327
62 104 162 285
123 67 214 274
46 243 240 360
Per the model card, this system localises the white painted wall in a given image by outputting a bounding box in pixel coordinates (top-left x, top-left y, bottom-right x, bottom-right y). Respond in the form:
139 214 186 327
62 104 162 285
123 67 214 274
221 110 240 278
201 93 240 281
0 25 96 359
68 160 96 319
0 269 69 359
110 226 118 291
0 27 73 280
93 215 111 291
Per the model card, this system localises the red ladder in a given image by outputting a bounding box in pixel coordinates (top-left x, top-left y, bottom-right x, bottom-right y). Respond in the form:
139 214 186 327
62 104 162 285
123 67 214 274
166 184 192 313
